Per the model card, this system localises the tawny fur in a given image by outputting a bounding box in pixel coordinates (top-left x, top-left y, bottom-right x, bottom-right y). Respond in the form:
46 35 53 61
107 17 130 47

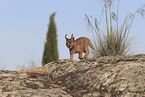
65 34 95 62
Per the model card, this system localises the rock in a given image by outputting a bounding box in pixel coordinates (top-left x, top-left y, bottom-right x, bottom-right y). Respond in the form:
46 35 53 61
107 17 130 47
46 55 145 97
0 54 145 96
0 70 71 97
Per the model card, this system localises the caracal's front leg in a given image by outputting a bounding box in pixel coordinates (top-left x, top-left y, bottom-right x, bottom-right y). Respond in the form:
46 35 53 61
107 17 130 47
70 53 74 62
78 52 83 60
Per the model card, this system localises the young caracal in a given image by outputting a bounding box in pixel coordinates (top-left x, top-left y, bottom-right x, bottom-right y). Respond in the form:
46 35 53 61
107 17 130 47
65 34 95 62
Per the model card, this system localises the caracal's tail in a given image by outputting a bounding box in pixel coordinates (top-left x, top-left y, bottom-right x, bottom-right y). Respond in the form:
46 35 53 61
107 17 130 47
88 40 95 50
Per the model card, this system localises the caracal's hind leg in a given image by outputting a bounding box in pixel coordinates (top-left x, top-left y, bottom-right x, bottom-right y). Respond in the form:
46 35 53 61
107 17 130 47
84 51 89 59
78 52 83 60
84 48 89 60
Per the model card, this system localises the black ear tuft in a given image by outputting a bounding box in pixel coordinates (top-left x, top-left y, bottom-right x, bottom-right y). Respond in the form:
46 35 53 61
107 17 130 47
71 34 75 42
65 34 68 40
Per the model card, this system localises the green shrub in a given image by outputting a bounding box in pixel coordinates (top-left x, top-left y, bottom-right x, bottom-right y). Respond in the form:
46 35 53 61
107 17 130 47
42 12 59 65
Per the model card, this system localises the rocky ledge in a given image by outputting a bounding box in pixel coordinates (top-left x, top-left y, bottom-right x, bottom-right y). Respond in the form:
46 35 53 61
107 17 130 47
0 54 145 97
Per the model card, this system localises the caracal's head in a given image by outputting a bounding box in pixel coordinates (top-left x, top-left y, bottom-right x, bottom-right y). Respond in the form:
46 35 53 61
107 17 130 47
65 34 75 49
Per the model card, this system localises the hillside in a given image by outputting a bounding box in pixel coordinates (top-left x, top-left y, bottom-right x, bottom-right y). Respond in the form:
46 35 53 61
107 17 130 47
0 54 145 97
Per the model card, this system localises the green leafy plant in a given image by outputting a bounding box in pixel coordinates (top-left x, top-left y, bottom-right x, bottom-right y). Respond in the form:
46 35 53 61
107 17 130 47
86 0 145 57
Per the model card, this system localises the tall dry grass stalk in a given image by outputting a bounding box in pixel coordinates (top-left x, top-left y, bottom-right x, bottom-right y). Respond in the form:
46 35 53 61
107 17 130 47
86 0 145 57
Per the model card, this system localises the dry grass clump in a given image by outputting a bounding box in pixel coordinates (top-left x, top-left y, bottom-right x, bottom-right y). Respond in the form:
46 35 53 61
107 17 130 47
86 0 145 57
18 59 50 75
19 65 51 76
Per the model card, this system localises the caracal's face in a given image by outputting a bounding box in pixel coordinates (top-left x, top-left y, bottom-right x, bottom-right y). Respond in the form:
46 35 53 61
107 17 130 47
66 39 73 49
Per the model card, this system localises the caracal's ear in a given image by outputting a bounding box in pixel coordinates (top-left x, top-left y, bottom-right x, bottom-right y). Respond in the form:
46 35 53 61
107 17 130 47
65 34 68 40
71 34 75 43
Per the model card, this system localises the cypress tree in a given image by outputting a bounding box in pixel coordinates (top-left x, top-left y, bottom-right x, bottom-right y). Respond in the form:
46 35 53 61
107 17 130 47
42 12 59 65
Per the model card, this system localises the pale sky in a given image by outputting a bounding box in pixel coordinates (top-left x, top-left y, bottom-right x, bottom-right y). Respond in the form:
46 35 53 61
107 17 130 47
0 0 145 70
